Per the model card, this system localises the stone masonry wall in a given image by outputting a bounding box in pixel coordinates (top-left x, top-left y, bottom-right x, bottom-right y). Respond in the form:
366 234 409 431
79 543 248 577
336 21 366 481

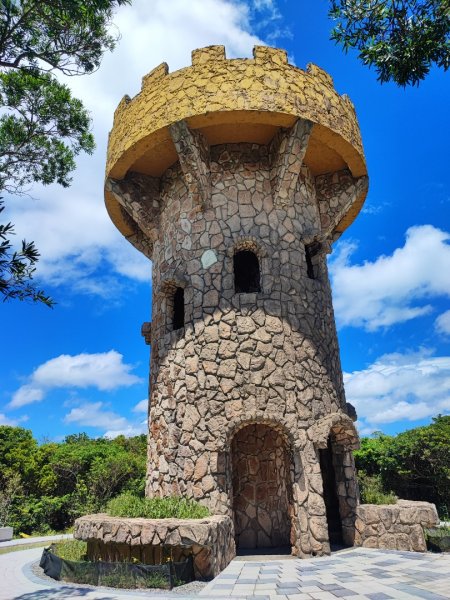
75 514 235 580
145 140 360 557
354 501 439 552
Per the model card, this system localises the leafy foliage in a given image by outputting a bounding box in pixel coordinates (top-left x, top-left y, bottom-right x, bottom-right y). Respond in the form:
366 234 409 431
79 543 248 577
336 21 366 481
329 0 450 86
357 472 397 504
0 0 130 75
0 70 94 192
355 415 450 517
0 200 54 305
0 472 21 526
106 492 211 519
0 0 130 305
0 426 146 533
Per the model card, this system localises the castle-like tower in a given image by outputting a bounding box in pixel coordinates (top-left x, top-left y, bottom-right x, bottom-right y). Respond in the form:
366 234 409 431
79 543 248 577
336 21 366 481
105 46 368 558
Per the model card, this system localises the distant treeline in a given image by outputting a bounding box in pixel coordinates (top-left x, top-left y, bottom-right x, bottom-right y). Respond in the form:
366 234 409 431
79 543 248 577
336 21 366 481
0 429 146 534
0 415 448 534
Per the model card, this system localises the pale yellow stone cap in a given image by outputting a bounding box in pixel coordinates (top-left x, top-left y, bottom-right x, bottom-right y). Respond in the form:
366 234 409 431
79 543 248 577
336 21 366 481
106 45 367 238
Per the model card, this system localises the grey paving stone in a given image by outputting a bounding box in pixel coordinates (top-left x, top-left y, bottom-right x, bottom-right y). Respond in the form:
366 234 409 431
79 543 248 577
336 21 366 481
329 589 359 598
366 593 394 600
299 580 323 586
318 584 347 591
391 583 449 599
277 588 301 595
261 569 281 574
365 569 392 577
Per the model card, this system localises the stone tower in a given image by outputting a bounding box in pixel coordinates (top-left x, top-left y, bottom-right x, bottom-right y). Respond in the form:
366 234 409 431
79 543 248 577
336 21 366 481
105 46 369 558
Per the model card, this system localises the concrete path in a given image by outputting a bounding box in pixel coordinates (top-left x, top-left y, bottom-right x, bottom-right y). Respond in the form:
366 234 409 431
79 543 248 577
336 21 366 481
0 546 449 600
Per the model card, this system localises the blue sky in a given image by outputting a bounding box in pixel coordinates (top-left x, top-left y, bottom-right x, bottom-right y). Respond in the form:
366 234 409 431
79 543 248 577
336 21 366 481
1 0 449 441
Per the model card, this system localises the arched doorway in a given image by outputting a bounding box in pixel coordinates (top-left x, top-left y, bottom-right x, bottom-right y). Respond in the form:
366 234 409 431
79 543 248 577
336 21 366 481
231 423 292 550
319 435 344 546
319 428 358 548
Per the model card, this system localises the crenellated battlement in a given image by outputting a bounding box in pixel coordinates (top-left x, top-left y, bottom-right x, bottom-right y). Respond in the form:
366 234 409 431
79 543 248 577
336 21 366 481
105 46 368 246
114 46 338 122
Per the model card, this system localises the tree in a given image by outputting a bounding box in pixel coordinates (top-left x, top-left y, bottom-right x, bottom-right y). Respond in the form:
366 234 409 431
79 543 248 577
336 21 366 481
355 416 450 517
0 0 130 305
329 0 450 86
0 472 21 527
0 426 146 533
0 200 53 305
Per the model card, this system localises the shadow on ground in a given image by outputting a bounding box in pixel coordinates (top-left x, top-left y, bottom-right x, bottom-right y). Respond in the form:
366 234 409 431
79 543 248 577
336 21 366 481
13 587 115 600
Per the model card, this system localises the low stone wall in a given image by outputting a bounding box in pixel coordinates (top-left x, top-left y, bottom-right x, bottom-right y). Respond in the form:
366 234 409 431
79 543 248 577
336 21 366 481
355 500 439 552
74 514 235 580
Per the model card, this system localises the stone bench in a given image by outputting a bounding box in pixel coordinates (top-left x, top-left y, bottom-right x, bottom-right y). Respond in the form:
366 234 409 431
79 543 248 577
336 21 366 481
355 500 439 552
74 514 235 580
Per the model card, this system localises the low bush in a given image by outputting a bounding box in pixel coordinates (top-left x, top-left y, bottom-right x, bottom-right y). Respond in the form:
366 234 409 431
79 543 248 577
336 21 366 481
106 493 210 519
358 473 397 505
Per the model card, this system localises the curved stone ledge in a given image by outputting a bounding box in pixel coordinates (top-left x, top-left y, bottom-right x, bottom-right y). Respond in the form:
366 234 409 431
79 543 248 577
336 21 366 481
74 513 235 579
355 500 439 552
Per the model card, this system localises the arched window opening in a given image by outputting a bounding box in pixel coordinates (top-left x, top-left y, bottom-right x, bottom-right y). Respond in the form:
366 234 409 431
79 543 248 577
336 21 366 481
305 242 321 280
172 287 184 331
234 250 261 293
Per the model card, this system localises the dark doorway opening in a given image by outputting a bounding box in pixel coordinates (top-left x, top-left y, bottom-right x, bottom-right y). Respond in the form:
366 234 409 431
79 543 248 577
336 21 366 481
319 437 344 547
172 287 184 330
234 250 261 293
232 424 292 552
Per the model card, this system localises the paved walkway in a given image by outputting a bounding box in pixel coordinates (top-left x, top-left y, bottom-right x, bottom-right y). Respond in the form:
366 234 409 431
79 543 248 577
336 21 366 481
0 546 448 600
199 548 450 600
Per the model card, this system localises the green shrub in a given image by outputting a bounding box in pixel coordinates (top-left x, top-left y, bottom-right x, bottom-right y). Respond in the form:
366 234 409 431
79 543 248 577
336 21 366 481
53 539 87 561
106 493 210 519
358 473 397 505
354 416 450 516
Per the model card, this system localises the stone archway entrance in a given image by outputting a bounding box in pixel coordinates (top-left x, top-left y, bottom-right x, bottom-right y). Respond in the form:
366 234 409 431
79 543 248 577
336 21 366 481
231 423 292 550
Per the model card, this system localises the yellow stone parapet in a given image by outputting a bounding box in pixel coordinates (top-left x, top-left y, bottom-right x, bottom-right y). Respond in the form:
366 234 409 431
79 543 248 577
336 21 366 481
106 45 368 239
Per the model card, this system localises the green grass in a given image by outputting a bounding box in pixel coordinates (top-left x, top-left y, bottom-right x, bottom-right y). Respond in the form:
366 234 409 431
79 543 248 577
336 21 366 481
106 493 210 519
0 541 50 555
100 571 169 589
53 539 87 561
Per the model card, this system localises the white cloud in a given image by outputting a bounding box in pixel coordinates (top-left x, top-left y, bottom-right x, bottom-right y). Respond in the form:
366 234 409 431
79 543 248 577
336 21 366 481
64 401 129 430
9 351 141 408
344 349 450 431
133 399 148 413
64 401 147 438
0 413 28 426
6 0 268 297
330 225 450 331
436 310 450 335
104 424 147 439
